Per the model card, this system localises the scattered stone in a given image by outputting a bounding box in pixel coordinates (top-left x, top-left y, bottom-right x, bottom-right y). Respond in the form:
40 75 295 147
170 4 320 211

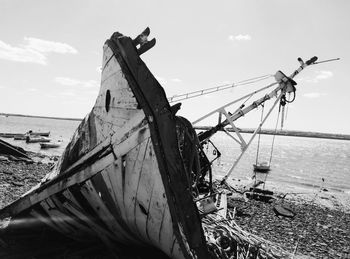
1 170 12 175
0 156 9 162
11 181 24 187
0 153 51 209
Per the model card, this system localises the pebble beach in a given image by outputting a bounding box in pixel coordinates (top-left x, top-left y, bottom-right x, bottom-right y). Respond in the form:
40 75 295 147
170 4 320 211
1 151 349 258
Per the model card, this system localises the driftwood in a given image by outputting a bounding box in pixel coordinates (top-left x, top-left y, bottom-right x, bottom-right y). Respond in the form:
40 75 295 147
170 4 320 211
202 213 301 258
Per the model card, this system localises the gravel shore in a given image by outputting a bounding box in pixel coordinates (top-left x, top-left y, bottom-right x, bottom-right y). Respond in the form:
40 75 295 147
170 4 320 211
1 153 349 258
228 197 350 258
0 152 56 209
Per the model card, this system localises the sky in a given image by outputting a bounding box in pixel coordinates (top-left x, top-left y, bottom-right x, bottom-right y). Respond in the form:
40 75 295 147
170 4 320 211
0 0 349 134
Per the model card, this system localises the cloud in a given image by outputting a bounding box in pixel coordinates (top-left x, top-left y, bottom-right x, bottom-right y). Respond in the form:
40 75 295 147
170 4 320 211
55 77 98 88
0 37 77 65
303 92 327 98
171 78 182 83
156 76 183 84
229 34 252 41
300 70 333 83
314 71 333 81
0 40 46 64
96 66 102 73
24 37 77 54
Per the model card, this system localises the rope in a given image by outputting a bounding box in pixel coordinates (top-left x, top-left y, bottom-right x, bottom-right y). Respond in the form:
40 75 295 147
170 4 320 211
268 107 281 166
168 74 272 103
261 107 280 190
255 104 265 166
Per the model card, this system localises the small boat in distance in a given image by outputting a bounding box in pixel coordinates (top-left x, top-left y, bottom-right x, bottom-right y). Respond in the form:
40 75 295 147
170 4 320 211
0 131 50 140
40 142 60 149
0 133 23 138
13 135 27 140
26 130 50 137
253 161 271 173
25 136 51 143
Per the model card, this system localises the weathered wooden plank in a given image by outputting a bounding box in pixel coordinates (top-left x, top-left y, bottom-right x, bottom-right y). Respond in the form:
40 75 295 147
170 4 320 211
158 203 176 257
40 200 78 237
122 140 147 241
45 109 144 185
137 141 168 246
30 153 115 207
101 45 121 80
112 36 209 257
62 200 113 240
134 139 155 245
30 209 62 234
91 172 142 245
171 239 186 259
61 189 81 209
133 139 153 242
110 111 147 147
80 179 137 244
49 194 95 237
1 152 114 218
93 45 140 141
99 71 138 109
112 127 150 161
100 162 127 221
62 200 117 251
0 237 8 248
0 122 150 219
45 197 56 209
93 108 140 140
216 193 227 219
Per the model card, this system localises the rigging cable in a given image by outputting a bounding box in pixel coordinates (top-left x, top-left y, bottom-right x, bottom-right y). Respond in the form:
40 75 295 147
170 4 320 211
168 74 273 103
261 106 281 190
254 103 265 186
255 103 265 166
169 57 340 103
269 107 281 167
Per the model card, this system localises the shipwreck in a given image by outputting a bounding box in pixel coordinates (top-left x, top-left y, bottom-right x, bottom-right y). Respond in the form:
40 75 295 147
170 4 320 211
0 28 328 258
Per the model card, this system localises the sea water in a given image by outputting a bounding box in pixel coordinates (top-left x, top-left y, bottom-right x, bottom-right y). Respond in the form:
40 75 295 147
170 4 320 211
0 115 80 157
1 115 350 193
209 132 350 194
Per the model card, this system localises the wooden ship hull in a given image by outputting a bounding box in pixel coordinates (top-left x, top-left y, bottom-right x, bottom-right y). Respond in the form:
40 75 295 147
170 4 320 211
40 142 61 149
29 131 50 137
25 137 51 143
253 163 271 173
0 31 208 258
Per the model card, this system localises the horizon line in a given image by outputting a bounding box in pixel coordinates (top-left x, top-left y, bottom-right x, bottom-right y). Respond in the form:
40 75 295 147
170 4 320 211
1 113 349 139
0 113 82 121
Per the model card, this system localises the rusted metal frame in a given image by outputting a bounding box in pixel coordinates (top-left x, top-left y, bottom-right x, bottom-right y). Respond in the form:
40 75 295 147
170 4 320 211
220 108 247 149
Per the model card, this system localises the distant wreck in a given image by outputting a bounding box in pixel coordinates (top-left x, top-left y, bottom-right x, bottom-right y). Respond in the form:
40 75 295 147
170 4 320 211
0 139 32 163
0 28 306 258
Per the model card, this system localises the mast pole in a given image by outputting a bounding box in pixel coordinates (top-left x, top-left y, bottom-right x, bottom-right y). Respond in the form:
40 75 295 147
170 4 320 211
198 56 318 143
